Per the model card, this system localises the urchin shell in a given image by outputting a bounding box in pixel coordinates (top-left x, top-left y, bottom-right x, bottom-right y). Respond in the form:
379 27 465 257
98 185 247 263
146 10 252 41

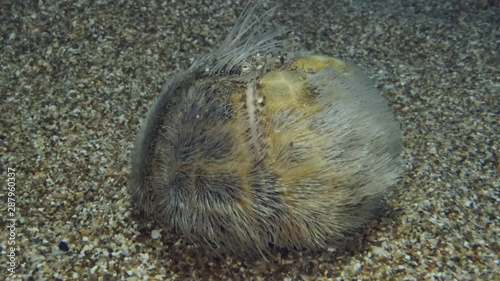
129 2 403 257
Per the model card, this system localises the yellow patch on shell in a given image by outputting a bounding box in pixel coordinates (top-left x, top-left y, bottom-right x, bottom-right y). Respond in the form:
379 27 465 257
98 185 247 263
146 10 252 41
291 55 351 73
258 70 318 115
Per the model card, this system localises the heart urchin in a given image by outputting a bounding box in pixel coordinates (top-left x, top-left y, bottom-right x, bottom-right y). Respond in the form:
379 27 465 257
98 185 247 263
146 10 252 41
129 1 403 258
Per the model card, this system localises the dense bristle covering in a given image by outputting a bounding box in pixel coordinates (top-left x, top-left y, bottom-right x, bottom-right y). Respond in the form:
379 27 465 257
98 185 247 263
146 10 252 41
129 1 404 258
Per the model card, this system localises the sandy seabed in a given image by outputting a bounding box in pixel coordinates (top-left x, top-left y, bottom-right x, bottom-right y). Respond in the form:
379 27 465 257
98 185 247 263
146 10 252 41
1 0 498 280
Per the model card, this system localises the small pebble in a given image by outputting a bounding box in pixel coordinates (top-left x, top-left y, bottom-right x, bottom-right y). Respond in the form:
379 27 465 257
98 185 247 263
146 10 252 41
151 230 161 240
58 241 69 252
